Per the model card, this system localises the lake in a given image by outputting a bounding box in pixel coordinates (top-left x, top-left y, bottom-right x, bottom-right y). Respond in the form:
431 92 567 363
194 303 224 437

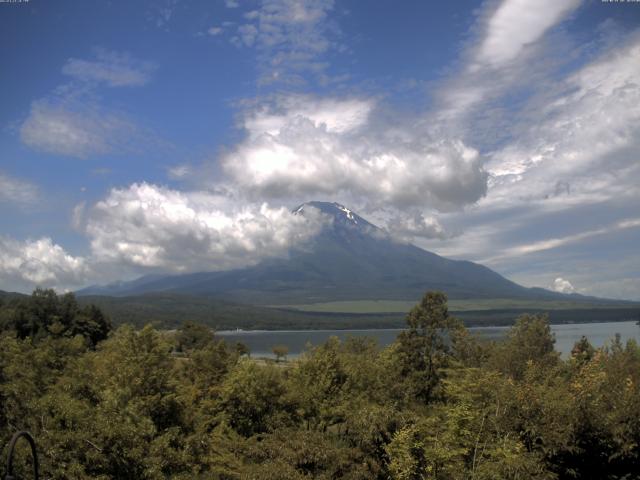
217 321 640 359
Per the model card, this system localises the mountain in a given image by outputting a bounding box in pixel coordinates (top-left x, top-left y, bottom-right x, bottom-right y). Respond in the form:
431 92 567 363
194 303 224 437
79 201 591 305
0 289 27 301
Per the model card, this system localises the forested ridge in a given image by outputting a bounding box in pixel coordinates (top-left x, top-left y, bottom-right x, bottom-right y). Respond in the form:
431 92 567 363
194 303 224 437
1 290 640 479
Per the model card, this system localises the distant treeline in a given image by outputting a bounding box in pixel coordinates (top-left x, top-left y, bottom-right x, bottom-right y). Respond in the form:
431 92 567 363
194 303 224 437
455 307 640 326
3 289 636 331
0 288 111 346
76 292 640 330
1 290 640 479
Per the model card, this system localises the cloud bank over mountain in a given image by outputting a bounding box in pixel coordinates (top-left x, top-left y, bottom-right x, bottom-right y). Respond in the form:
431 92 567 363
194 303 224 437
84 183 325 272
223 95 487 211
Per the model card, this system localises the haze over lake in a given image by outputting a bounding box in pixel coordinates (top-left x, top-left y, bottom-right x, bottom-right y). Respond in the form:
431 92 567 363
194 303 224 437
219 321 640 359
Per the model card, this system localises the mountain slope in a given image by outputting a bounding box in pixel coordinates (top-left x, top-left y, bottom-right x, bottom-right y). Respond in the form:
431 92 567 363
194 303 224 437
78 201 591 304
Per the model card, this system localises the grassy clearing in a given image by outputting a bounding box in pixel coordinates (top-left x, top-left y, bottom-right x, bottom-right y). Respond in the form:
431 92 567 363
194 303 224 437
270 298 633 314
270 300 415 313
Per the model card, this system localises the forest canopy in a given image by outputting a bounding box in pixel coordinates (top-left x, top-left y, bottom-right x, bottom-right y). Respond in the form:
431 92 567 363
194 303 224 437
1 290 640 479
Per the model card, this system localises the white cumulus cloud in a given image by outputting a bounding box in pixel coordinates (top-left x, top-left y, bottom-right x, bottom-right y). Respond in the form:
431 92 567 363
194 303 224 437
223 95 487 211
85 183 325 272
0 236 89 292
243 95 373 135
553 277 575 294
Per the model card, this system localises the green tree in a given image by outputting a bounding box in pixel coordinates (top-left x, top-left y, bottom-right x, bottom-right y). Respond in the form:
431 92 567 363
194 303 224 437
288 336 347 432
239 429 374 479
175 321 214 352
491 313 559 380
219 361 296 437
395 291 462 403
570 335 595 365
3 289 110 346
73 303 111 346
386 368 556 480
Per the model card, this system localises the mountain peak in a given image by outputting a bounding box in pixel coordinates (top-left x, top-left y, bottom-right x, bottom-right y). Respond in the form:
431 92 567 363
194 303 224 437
293 201 377 232
80 199 590 305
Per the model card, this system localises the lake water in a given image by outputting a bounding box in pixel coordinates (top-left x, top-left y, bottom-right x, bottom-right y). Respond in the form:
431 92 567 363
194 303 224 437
217 321 640 359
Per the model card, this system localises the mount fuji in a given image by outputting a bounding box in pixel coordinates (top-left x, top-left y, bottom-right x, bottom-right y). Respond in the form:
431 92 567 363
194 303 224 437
78 201 578 305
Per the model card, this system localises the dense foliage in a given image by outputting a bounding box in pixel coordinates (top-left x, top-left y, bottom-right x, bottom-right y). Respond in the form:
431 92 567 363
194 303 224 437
0 288 111 347
1 290 640 479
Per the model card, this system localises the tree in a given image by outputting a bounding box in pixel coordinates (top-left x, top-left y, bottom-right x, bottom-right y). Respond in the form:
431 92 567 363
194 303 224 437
175 321 214 352
239 428 374 479
72 325 183 478
73 303 112 346
386 368 557 480
491 314 559 380
288 336 348 432
395 291 462 403
570 335 595 364
272 344 289 363
235 341 250 358
219 361 296 437
2 289 110 347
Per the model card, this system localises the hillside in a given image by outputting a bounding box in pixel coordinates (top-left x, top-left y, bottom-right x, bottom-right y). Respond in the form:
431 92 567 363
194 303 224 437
79 201 597 305
75 293 640 330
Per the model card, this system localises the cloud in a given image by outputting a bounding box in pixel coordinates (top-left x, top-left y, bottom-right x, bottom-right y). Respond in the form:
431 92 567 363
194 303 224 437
0 171 39 206
208 26 224 36
477 217 640 265
222 95 487 211
62 49 156 87
553 277 575 294
386 213 449 241
152 0 180 28
582 276 640 302
423 32 640 294
214 0 592 225
20 96 143 159
71 202 87 231
0 236 89 292
20 50 159 159
167 164 193 179
231 0 338 84
85 183 325 272
477 0 580 67
19 71 164 160
6 0 638 302
438 0 581 126
243 95 373 135
484 34 640 210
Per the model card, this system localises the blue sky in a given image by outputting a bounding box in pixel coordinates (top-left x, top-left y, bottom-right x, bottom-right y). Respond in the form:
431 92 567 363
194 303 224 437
1 0 639 300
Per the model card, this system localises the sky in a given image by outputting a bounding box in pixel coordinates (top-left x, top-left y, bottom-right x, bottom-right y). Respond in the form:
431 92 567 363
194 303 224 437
0 0 639 300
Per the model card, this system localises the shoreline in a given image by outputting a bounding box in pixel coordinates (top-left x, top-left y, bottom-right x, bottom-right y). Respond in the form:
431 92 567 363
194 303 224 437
216 319 640 334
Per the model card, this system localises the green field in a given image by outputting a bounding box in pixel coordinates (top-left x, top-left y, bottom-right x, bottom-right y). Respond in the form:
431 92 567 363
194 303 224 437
271 298 635 314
